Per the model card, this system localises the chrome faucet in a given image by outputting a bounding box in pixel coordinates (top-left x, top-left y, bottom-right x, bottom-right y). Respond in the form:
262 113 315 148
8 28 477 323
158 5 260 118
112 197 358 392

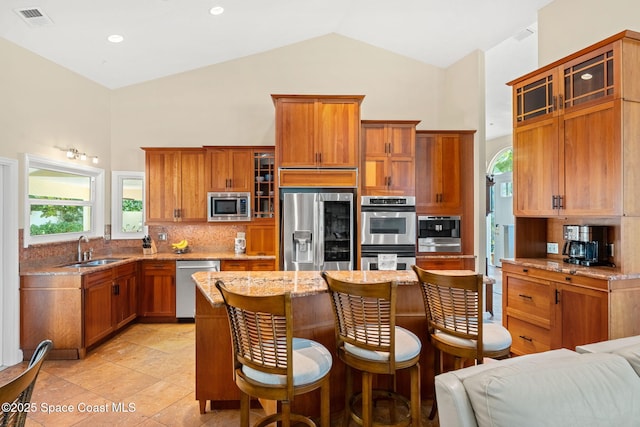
77 235 89 262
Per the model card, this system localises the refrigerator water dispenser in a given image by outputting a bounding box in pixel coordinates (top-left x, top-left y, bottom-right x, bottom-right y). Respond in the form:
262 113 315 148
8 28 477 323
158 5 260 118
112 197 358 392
292 231 313 263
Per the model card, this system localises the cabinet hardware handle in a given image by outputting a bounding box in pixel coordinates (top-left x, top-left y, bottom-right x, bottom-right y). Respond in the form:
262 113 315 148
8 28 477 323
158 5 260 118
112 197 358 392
522 268 528 273
318 152 322 164
518 294 533 300
519 335 533 342
565 276 572 281
552 95 557 112
558 195 564 209
552 195 557 209
559 94 564 110
555 289 560 304
387 176 392 187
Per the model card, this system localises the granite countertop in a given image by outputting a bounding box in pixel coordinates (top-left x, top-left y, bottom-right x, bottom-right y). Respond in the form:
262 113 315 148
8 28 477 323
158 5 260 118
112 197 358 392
193 269 494 306
501 258 640 281
20 251 275 276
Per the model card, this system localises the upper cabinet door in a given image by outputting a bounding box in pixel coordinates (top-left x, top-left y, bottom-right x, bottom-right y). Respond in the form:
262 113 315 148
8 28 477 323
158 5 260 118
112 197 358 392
415 131 472 214
276 98 316 167
513 117 560 217
273 95 364 168
145 150 180 223
512 70 558 127
316 100 360 167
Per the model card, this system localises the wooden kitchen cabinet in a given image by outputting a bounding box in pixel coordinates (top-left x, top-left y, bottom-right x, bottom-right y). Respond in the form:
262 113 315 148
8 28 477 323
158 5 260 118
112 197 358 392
139 260 176 320
206 147 253 192
509 31 640 217
85 262 138 347
246 222 276 256
272 94 364 168
253 149 275 219
220 259 276 271
143 148 208 223
415 130 474 215
361 120 418 195
113 262 138 329
502 263 612 356
84 269 115 347
21 261 139 360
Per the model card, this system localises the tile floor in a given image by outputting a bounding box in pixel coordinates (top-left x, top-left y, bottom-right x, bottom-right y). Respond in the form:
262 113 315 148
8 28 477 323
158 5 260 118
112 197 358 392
1 276 504 427
1 323 438 426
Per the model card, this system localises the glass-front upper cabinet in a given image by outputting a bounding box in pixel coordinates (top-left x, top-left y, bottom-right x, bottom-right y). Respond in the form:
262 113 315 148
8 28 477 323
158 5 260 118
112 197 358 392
253 149 275 219
511 40 620 127
562 44 616 109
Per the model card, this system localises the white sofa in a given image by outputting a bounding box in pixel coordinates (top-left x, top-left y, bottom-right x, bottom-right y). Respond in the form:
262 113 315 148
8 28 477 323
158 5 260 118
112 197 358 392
435 337 640 427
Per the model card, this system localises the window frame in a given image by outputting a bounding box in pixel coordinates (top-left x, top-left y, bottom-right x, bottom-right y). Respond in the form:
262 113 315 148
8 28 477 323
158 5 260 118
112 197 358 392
23 154 105 248
111 171 145 240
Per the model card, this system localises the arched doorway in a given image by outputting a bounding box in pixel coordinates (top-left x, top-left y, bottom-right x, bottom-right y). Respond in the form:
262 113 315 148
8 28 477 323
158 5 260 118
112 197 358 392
486 148 514 267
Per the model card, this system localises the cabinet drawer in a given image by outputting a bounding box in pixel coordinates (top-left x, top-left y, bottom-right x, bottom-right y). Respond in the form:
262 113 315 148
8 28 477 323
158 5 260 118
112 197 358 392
505 275 552 324
221 260 248 271
84 269 113 288
507 316 551 355
115 261 137 277
142 261 175 274
249 260 276 271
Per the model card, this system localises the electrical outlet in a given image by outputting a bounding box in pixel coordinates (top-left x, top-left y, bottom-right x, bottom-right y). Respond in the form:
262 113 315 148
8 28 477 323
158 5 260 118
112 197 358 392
158 232 167 241
547 242 559 254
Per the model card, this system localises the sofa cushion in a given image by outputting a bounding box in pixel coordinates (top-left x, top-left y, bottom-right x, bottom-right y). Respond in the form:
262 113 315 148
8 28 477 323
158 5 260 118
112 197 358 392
463 352 640 427
613 344 640 376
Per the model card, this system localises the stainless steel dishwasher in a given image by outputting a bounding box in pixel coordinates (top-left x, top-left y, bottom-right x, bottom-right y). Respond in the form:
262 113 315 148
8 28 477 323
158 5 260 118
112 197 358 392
176 260 220 320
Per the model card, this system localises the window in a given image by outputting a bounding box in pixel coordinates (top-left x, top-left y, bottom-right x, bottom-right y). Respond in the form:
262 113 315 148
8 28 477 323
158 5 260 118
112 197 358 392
24 154 104 248
111 171 145 240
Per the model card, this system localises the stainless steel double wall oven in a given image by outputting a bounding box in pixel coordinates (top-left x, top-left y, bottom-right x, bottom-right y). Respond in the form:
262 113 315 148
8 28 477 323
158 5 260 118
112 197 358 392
360 196 416 270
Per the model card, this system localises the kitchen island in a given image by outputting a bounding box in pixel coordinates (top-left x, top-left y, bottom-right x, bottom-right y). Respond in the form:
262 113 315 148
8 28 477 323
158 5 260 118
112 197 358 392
193 269 494 416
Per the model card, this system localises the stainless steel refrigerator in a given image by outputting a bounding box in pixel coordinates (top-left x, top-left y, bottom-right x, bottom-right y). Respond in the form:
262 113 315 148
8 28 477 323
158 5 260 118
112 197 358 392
281 191 354 271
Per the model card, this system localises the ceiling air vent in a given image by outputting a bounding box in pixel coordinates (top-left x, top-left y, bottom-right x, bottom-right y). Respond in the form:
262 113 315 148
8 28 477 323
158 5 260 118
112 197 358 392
14 7 54 27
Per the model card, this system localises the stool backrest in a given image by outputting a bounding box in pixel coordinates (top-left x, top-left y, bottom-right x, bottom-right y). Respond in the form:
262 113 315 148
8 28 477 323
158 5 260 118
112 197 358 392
215 280 294 398
0 339 52 427
412 267 484 354
322 272 398 370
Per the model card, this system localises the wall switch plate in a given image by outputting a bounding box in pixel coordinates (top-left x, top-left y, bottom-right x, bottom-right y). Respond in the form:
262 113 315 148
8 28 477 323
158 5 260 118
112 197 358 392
547 242 559 254
158 232 167 241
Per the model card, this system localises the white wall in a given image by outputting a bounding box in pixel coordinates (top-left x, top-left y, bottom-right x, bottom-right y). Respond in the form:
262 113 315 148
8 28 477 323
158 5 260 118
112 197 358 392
0 38 111 228
538 0 640 66
110 34 446 171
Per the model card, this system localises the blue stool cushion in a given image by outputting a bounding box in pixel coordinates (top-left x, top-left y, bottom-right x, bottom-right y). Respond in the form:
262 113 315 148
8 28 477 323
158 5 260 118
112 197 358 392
345 326 422 362
242 338 332 386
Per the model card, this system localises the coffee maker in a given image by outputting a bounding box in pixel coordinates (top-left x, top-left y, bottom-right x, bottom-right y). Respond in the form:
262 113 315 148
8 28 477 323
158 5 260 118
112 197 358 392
562 225 610 266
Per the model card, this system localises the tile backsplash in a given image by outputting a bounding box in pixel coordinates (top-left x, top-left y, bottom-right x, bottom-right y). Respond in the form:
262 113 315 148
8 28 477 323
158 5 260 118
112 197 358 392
19 223 248 270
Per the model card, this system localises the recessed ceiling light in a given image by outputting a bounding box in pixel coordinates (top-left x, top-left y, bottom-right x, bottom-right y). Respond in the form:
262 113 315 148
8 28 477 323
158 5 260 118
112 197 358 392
210 6 224 15
108 34 124 43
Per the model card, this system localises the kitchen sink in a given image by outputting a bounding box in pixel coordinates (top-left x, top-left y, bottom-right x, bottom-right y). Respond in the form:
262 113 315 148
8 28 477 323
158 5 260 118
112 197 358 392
63 258 125 268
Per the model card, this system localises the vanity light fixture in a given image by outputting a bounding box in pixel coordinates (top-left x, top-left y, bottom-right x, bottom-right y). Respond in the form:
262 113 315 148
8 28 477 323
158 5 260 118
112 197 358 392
210 6 224 15
61 147 99 164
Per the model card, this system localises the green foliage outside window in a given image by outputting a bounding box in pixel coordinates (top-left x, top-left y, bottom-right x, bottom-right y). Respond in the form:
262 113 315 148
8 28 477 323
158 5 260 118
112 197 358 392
492 150 513 173
122 199 143 212
30 204 84 235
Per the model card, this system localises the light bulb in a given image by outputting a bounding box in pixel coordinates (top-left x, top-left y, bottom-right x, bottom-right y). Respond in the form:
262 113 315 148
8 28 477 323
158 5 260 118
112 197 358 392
92 156 99 164
67 149 75 159
80 153 87 161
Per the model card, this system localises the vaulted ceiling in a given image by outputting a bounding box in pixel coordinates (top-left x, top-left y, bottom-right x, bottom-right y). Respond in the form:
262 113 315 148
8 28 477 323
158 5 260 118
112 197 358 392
1 0 554 139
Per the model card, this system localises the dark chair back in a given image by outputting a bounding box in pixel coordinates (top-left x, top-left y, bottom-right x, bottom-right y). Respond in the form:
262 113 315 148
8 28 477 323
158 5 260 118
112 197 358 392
0 340 53 427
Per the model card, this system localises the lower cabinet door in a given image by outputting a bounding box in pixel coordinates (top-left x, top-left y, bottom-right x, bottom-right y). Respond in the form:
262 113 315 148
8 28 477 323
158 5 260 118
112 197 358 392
84 276 115 347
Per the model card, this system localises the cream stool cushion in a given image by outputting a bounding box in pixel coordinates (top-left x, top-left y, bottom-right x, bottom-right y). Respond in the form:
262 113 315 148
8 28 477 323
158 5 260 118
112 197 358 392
344 326 422 362
242 338 332 386
434 322 512 352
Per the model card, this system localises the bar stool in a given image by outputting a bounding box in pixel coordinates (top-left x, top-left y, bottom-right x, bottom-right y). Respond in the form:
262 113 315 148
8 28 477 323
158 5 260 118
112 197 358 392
322 272 421 427
216 280 332 427
411 266 512 419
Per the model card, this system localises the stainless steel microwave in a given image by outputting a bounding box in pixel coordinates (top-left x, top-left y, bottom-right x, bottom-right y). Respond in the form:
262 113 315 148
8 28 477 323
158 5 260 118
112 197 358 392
207 192 251 221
